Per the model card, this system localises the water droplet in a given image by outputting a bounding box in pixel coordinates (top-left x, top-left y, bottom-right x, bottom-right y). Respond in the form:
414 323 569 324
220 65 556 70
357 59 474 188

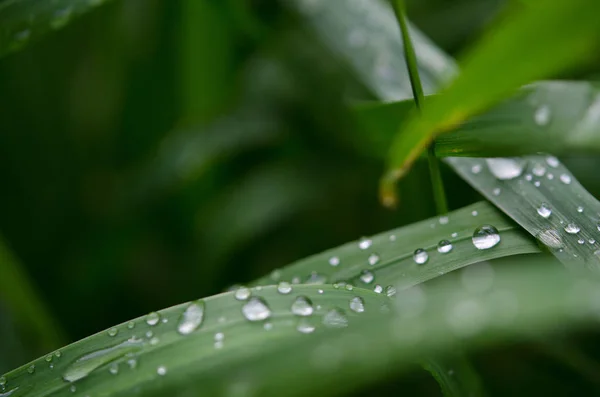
413 249 428 264
578 238 585 245
437 240 453 254
534 105 551 125
0 377 5 387
345 284 354 291
373 284 383 294
322 309 348 328
242 297 271 321
537 203 552 218
546 156 559 167
547 173 554 180
109 363 119 375
367 253 380 266
534 181 541 187
263 322 273 331
62 337 144 382
306 272 326 284
560 174 572 184
318 289 324 294
177 300 205 335
577 206 584 213
127 321 135 329
385 285 397 297
590 239 596 245
493 187 501 196
291 296 314 316
451 232 458 238
532 163 546 177
291 276 301 284
50 7 72 29
234 287 251 301
157 366 167 376
214 332 224 342
564 223 580 234
145 312 160 326
525 174 533 181
297 318 316 334
359 270 374 284
472 210 478 216
277 281 292 294
328 256 340 267
145 331 153 338
470 164 482 174
358 238 372 250
45 355 52 363
27 365 35 374
127 358 137 369
70 385 76 393
439 216 449 224
472 225 501 250
486 158 525 180
389 234 397 242
349 297 365 313
107 327 118 337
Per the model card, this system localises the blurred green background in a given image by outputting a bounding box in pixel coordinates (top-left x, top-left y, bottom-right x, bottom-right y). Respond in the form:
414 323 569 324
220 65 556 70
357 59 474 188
2 0 600 394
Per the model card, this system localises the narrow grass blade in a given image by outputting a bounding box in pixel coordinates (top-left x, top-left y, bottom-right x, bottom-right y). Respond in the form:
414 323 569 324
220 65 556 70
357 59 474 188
354 81 600 158
382 0 600 192
421 353 485 397
252 201 539 290
4 257 599 396
0 0 113 57
0 237 65 351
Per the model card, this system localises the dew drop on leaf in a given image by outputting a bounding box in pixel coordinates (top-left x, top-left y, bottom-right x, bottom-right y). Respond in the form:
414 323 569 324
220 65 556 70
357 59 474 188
306 272 327 284
537 203 552 218
358 237 372 250
564 223 580 234
157 366 167 376
413 249 428 264
242 297 271 321
470 164 481 174
177 300 205 335
360 270 374 284
297 319 316 334
291 296 314 317
322 308 348 328
349 297 365 313
328 256 340 267
532 163 546 177
492 187 501 196
486 158 525 180
472 225 501 250
546 156 559 167
277 281 292 294
109 363 118 375
560 174 572 184
145 312 160 326
27 365 35 374
437 240 453 254
534 105 551 126
373 284 383 294
234 287 251 301
107 327 118 337
577 206 584 213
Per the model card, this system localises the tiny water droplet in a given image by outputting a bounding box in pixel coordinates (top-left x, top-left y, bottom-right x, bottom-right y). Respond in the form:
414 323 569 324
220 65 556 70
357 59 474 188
318 289 324 294
564 223 580 234
470 164 482 174
322 309 348 328
242 297 271 321
486 158 525 180
109 363 119 375
560 174 572 184
451 232 458 238
577 206 584 213
328 256 340 267
537 203 552 218
145 312 160 326
263 322 273 331
385 285 397 297
277 281 292 294
589 239 596 245
214 332 224 342
177 300 205 335
547 173 554 180
349 297 365 313
472 225 501 250
389 234 397 242
297 319 316 334
532 163 546 177
127 321 135 329
546 156 559 168
306 272 326 284
578 238 585 245
492 187 501 196
358 238 372 250
45 355 52 363
534 181 541 187
0 376 6 387
234 287 251 301
70 385 76 393
157 366 167 376
360 270 374 284
472 210 478 217
127 358 137 369
525 174 533 181
291 296 314 316
345 284 354 291
27 365 35 374
413 249 428 264
107 327 118 337
374 284 383 294
367 253 380 266
437 240 453 254
439 216 449 224
145 331 153 338
534 105 551 126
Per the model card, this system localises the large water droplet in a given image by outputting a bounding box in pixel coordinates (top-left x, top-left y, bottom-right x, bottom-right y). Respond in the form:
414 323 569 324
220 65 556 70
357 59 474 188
328 256 340 267
322 309 348 328
145 312 160 326
538 229 563 249
537 203 552 218
560 174 572 184
277 282 292 294
564 223 580 234
177 300 205 335
242 297 271 321
413 249 428 264
358 238 372 250
297 318 316 334
349 297 365 313
546 156 559 168
472 225 501 250
437 240 453 254
291 296 314 316
534 105 551 126
234 287 251 301
62 337 144 382
486 158 525 180
107 327 118 337
359 270 374 284
373 284 383 294
368 253 380 266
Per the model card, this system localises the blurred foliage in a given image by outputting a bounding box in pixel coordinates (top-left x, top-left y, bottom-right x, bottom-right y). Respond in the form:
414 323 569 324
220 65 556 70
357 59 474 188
2 0 600 395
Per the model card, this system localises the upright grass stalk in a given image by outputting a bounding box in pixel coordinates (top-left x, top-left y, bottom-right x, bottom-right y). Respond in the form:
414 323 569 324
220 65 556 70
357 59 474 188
392 0 448 215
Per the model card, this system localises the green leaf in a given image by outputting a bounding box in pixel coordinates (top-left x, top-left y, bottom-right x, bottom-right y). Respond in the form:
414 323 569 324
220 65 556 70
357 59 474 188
0 0 113 58
421 353 485 397
381 0 600 195
354 81 600 158
4 257 600 396
253 201 539 289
